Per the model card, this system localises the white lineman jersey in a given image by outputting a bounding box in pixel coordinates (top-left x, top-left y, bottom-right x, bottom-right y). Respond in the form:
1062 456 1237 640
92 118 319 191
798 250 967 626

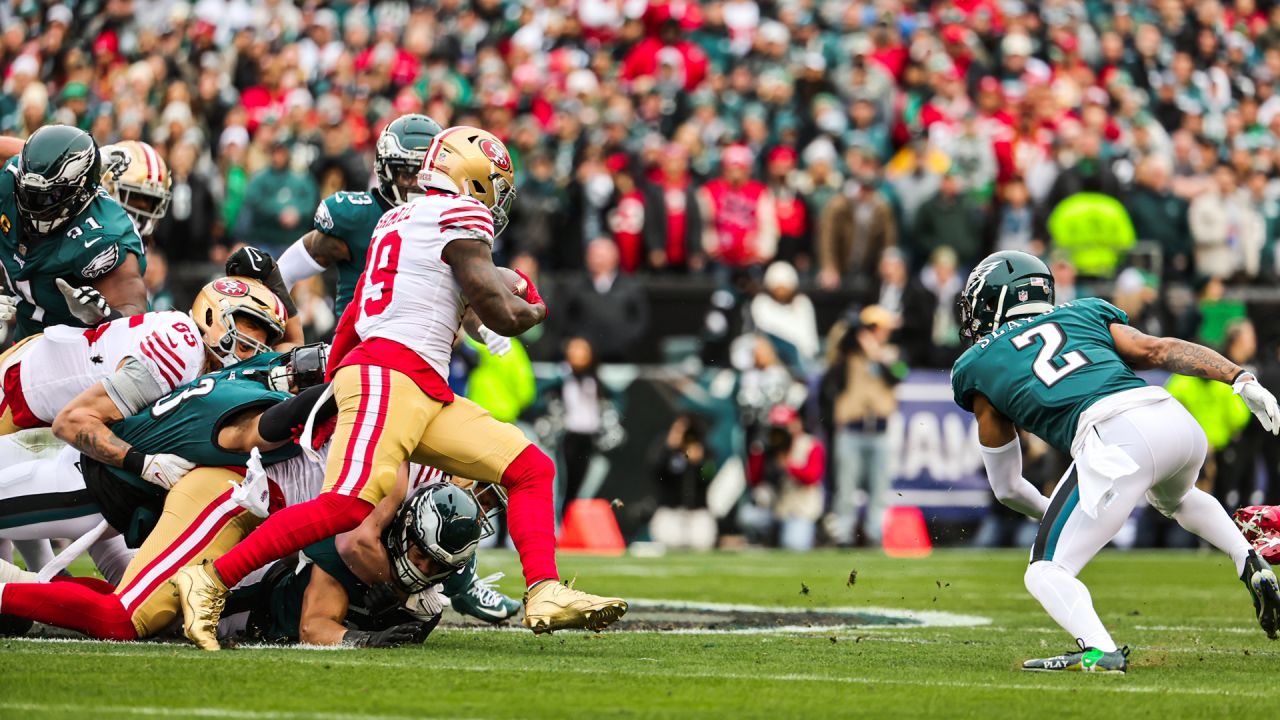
353 191 496 379
18 311 206 423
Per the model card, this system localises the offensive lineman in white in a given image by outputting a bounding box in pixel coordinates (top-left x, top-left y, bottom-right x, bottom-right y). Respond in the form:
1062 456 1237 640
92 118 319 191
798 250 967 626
174 126 627 651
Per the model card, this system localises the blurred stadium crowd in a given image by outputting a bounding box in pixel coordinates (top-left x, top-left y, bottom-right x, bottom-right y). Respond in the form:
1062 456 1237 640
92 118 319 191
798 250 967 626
4 0 1280 550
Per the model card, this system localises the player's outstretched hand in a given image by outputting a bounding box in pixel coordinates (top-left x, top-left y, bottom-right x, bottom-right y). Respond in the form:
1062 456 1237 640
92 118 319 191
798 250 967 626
1236 374 1280 435
225 246 276 280
479 325 512 357
342 622 427 648
229 447 271 518
55 278 114 325
141 453 196 490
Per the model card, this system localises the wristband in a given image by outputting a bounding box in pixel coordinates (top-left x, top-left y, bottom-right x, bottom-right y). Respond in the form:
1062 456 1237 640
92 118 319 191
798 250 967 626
1232 369 1254 386
123 447 145 475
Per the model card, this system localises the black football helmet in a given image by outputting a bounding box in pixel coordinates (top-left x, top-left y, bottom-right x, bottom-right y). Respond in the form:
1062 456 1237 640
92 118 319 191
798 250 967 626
15 125 102 236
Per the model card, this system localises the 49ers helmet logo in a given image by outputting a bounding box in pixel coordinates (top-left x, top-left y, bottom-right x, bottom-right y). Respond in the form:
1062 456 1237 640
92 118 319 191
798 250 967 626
213 278 250 297
478 138 511 172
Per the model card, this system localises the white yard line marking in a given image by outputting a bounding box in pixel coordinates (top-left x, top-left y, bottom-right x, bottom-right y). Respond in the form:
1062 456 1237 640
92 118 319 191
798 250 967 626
0 702 473 720
0 645 1266 699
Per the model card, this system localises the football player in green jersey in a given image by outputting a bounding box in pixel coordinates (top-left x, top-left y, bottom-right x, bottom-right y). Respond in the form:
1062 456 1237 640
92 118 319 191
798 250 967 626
0 125 148 340
953 250 1280 674
276 114 441 319
228 482 489 647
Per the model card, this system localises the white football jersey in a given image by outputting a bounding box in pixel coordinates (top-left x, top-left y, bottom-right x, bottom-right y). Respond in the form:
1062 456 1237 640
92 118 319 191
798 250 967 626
19 310 206 422
352 192 495 379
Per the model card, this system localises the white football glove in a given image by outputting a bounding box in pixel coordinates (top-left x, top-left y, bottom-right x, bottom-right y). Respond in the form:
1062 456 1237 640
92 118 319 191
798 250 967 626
0 293 16 323
0 294 16 346
1235 373 1280 435
478 325 512 357
55 278 113 324
229 447 271 518
140 453 195 490
403 585 447 622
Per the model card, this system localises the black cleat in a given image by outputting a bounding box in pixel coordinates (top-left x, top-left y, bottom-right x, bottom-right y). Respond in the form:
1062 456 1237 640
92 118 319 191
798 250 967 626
1242 549 1280 639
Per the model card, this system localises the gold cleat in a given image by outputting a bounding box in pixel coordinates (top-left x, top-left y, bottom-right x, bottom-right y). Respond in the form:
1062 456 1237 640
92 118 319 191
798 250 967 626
170 560 228 651
521 578 628 634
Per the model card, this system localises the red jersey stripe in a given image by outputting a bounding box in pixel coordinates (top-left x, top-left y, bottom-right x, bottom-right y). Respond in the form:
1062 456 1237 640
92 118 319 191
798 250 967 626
151 332 186 368
141 341 178 387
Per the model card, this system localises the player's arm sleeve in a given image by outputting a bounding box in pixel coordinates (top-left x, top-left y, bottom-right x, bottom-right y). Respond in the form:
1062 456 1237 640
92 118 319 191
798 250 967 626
437 200 497 248
979 437 1049 520
279 237 327 289
101 356 169 417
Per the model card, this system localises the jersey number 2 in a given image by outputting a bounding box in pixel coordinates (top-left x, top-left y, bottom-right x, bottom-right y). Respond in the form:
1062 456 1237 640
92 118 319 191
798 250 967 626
1010 323 1089 388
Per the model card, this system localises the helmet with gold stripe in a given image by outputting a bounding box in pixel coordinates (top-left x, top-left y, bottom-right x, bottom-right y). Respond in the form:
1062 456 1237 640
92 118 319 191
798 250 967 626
100 140 171 236
190 276 288 367
418 126 517 237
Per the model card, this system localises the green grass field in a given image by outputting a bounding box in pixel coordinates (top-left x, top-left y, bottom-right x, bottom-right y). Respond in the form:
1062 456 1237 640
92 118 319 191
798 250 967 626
0 548 1270 719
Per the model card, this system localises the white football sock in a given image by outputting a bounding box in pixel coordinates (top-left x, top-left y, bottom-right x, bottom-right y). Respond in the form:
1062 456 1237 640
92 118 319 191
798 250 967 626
0 557 38 584
1171 488 1252 576
1025 561 1117 652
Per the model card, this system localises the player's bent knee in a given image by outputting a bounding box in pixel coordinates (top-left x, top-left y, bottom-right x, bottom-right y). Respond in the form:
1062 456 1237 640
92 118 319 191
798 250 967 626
1025 559 1077 592
500 444 551 491
316 491 375 531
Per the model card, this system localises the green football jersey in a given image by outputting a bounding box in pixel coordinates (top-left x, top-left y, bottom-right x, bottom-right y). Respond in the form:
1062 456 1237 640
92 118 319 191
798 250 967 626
0 157 147 340
312 190 391 318
104 352 300 497
253 536 370 643
950 297 1148 454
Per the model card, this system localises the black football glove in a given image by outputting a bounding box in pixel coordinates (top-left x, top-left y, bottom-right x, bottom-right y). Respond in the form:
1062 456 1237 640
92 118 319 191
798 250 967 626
341 621 427 648
225 246 297 317
362 581 405 624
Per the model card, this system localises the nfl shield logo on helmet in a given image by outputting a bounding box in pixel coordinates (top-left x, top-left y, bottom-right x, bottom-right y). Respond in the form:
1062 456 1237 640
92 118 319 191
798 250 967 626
213 278 250 297
1018 290 1029 302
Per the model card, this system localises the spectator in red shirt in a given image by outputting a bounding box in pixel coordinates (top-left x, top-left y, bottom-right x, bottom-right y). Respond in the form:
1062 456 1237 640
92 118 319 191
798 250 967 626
622 19 709 92
765 145 811 272
604 153 648 274
643 143 704 273
698 144 778 270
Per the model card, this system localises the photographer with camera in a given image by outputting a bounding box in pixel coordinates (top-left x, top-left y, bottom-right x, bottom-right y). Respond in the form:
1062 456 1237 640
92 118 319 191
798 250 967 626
740 404 826 550
820 305 908 547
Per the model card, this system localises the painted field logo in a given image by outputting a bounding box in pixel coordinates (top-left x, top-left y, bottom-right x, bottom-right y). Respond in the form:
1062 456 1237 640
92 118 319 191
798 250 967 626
445 599 990 634
214 278 250 297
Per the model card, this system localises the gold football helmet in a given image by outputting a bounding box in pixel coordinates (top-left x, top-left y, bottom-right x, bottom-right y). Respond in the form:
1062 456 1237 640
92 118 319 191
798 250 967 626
418 126 517 236
100 140 172 236
190 276 288 367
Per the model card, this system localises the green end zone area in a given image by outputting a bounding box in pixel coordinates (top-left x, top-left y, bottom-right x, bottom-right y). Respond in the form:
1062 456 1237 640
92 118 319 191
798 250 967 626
0 549 1272 719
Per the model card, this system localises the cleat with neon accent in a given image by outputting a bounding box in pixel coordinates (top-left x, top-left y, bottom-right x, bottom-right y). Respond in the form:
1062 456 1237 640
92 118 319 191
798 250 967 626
1022 641 1129 673
522 579 627 634
170 560 228 651
1242 549 1280 639
452 572 522 624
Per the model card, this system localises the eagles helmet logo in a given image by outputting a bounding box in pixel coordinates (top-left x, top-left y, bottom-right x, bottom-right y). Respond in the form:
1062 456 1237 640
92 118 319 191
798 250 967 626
213 278 250 297
80 244 119 279
478 138 511 172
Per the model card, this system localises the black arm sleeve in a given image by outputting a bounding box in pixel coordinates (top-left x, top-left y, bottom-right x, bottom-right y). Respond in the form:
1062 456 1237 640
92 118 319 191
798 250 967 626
257 383 335 443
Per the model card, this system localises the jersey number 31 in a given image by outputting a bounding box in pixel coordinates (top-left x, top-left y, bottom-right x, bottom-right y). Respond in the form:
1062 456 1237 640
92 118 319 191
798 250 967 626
1010 323 1089 388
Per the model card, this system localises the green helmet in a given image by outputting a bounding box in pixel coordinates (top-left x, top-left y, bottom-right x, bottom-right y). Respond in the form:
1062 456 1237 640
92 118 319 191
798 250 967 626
15 124 102 236
958 250 1056 342
375 113 443 206
385 481 487 593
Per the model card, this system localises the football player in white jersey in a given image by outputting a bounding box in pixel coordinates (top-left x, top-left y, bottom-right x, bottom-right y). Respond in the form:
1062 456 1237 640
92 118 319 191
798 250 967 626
174 126 627 651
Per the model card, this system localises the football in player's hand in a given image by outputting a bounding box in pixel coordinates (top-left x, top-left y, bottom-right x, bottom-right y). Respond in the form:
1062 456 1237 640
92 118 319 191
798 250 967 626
496 266 528 298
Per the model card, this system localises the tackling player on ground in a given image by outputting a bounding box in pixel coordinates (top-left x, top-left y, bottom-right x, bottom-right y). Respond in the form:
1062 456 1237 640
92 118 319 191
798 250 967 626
953 250 1280 673
173 126 626 650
